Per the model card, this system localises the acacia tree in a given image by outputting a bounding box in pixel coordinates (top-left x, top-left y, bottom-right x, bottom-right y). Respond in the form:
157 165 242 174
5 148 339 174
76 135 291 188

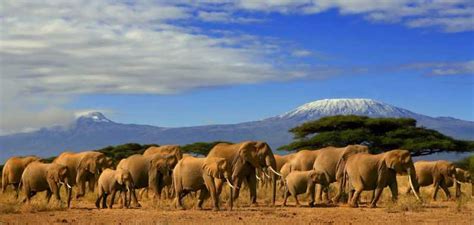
279 115 474 156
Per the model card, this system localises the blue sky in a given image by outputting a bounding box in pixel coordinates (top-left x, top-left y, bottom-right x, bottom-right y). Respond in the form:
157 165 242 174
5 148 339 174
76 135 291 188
1 1 473 133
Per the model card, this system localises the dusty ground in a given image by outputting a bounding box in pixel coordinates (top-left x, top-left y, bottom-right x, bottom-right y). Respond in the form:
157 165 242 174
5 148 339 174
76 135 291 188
1 194 473 224
1 178 473 224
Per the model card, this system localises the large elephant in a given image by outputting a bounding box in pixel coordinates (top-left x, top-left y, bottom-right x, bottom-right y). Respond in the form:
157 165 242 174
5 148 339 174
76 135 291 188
313 145 369 203
345 149 421 208
207 141 281 206
410 160 458 200
96 168 135 209
173 156 236 211
2 156 40 197
116 154 174 207
20 162 72 207
143 145 182 198
53 151 108 198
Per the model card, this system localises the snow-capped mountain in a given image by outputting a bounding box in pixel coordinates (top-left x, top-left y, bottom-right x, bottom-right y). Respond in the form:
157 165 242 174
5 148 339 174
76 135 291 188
278 98 418 119
0 98 472 162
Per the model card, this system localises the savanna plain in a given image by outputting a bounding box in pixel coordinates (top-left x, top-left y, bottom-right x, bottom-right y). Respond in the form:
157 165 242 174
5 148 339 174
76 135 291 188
0 177 472 225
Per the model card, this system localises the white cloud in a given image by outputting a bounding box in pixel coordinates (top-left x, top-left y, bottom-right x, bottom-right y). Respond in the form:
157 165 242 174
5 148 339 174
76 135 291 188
0 1 308 134
190 0 474 32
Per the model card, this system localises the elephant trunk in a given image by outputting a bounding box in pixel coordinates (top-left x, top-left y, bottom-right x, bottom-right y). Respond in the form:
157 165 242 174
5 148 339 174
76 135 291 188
64 177 72 208
407 167 421 201
229 182 233 211
266 157 278 206
452 174 460 198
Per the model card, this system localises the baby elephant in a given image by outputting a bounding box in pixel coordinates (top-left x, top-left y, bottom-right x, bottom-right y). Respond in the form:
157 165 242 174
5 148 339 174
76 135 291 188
96 168 134 209
283 170 329 207
20 162 72 207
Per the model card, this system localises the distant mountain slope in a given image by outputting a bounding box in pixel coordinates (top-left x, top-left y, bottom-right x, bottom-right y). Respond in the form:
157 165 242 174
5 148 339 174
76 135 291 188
1 98 473 162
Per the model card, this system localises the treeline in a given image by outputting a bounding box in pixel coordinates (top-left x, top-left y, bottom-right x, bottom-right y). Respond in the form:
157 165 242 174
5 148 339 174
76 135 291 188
280 115 474 156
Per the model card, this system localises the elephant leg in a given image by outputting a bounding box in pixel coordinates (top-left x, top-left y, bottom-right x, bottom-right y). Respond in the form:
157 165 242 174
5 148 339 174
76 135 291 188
440 184 451 200
332 181 343 203
247 172 258 206
323 186 330 204
204 176 219 211
102 193 108 209
1 176 7 194
315 184 322 203
388 181 398 202
455 183 461 198
232 177 244 202
283 189 289 207
370 188 384 208
175 190 186 210
294 194 301 207
13 183 20 199
214 179 224 196
197 188 210 210
131 188 141 208
95 192 103 209
76 181 86 199
45 189 53 203
109 190 117 209
432 182 440 201
350 189 362 208
88 177 96 193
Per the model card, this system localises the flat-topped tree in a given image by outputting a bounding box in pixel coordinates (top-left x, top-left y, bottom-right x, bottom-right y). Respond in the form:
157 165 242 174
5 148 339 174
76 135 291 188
279 115 474 156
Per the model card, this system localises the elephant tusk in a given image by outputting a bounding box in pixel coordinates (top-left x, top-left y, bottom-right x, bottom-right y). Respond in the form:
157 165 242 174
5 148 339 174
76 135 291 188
407 169 421 202
255 174 261 181
456 180 462 185
263 171 271 178
269 166 283 177
226 178 238 189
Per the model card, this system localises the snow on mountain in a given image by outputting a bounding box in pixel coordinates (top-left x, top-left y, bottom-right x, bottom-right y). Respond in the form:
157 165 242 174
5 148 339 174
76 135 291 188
279 98 417 119
75 112 112 123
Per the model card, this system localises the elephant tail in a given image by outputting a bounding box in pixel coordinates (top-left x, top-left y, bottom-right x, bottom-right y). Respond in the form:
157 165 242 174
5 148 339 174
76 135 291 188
336 150 361 182
1 167 8 192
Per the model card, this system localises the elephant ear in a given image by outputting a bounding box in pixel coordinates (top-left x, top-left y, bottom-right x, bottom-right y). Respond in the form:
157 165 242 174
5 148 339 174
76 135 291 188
203 157 224 179
77 157 95 173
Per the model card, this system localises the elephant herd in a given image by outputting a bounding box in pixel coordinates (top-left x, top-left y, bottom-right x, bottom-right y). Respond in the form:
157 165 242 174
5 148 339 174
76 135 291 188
1 141 472 211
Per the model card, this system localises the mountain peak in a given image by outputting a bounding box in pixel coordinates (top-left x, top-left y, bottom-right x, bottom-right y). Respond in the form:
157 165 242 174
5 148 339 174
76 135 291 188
76 111 112 123
279 98 417 119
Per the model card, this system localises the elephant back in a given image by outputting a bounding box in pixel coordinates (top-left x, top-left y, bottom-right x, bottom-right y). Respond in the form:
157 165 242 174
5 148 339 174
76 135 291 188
143 145 183 160
207 143 239 165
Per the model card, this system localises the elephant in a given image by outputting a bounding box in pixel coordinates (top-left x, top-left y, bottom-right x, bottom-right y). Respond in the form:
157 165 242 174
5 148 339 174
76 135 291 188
143 145 182 198
207 141 281 206
116 154 174 207
444 168 472 197
95 168 134 209
53 151 108 198
20 162 72 207
2 156 40 198
410 160 458 200
282 169 330 207
173 156 236 211
312 145 369 203
344 149 421 208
